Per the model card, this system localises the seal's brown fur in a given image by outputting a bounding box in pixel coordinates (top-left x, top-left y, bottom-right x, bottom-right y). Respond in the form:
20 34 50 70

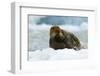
49 26 81 50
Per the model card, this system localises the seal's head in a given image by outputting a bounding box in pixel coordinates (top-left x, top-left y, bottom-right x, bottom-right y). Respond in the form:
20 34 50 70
50 26 65 42
50 26 63 37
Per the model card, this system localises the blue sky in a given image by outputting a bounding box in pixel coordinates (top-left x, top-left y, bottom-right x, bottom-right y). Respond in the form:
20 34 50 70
29 15 88 26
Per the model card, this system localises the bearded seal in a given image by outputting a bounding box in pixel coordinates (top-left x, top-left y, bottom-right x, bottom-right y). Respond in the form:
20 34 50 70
49 26 81 50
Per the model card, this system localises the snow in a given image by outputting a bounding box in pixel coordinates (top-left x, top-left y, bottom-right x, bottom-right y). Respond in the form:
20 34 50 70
29 48 88 61
28 23 88 61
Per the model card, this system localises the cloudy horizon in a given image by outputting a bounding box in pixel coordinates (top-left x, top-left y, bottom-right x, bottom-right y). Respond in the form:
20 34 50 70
29 15 88 26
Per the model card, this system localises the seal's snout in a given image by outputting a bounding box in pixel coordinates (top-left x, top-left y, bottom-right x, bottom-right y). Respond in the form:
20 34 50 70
54 29 60 34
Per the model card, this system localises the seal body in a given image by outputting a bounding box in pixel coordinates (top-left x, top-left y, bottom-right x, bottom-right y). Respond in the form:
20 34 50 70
49 26 81 50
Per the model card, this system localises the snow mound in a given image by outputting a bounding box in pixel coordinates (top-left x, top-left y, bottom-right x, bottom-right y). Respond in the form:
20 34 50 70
29 48 88 61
